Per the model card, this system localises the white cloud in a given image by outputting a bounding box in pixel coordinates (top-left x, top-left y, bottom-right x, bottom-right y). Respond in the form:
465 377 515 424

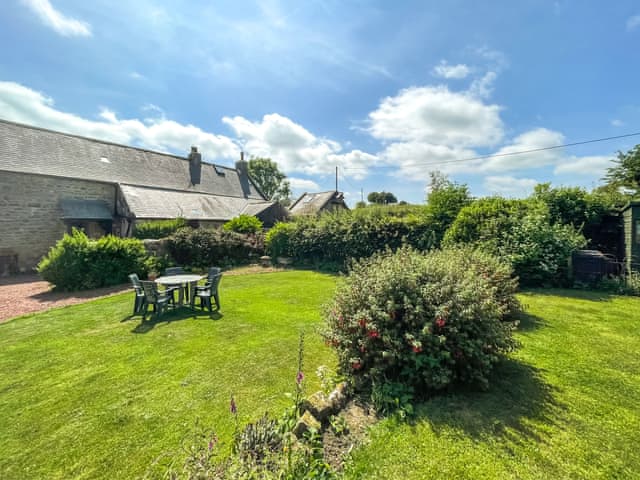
223 113 379 179
22 0 92 37
432 61 471 79
129 72 145 80
479 128 565 172
483 176 538 197
368 85 504 147
627 15 640 31
553 155 613 176
381 141 476 180
288 177 321 191
611 119 624 127
469 71 498 99
0 81 238 160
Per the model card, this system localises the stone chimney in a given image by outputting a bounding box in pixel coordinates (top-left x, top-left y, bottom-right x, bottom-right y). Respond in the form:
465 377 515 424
235 151 249 176
235 151 252 197
189 146 202 185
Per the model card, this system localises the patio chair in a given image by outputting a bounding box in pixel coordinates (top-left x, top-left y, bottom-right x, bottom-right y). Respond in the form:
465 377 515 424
195 267 222 294
128 273 146 315
191 272 222 312
140 281 174 320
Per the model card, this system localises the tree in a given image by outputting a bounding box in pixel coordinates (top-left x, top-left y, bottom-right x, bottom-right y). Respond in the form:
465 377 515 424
603 144 640 195
247 157 292 204
354 201 367 209
367 191 397 204
425 172 472 245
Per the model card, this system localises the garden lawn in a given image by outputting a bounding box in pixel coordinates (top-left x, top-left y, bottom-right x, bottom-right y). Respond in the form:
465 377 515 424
0 271 337 480
345 289 640 479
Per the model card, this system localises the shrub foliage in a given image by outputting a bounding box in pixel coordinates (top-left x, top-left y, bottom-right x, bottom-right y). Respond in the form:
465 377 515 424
37 229 148 291
223 214 263 235
322 247 519 397
168 227 264 268
133 217 187 239
266 206 434 267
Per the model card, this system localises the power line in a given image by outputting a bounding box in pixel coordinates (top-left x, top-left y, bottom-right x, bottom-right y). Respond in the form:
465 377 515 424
343 131 640 171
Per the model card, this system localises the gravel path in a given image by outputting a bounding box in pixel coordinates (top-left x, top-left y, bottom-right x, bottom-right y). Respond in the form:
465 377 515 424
0 275 130 323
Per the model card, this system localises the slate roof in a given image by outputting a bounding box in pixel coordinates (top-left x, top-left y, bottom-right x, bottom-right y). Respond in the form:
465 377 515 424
289 191 347 215
0 119 264 200
119 185 273 221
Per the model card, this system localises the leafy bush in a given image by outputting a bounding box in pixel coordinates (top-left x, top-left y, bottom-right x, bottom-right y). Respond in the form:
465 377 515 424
223 214 263 234
168 227 264 268
133 217 187 239
37 229 148 291
498 213 586 287
444 199 586 287
596 272 640 296
322 247 519 397
266 206 434 267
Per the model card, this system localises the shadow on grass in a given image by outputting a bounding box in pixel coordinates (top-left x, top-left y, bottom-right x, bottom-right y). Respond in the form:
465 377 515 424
413 359 564 447
514 310 546 332
520 287 616 302
125 307 223 334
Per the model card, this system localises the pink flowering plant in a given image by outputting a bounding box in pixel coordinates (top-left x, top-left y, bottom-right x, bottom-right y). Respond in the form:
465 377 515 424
322 246 520 398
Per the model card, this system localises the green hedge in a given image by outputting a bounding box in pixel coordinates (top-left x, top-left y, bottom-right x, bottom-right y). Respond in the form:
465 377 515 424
223 214 263 234
168 227 264 268
37 229 148 291
133 218 187 239
266 207 434 267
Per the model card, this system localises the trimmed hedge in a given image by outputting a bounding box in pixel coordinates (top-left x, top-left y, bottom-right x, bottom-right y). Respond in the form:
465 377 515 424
37 229 148 291
266 207 434 267
133 218 187 239
168 227 264 268
223 214 263 234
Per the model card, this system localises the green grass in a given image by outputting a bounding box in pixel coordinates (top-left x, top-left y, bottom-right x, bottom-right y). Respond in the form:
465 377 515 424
0 271 337 480
3 277 640 480
345 289 640 479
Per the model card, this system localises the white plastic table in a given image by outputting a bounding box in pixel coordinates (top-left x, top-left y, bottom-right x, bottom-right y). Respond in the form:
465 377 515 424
155 274 204 306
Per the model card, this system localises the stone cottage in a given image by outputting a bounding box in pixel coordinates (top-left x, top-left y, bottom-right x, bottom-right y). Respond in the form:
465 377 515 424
0 119 285 273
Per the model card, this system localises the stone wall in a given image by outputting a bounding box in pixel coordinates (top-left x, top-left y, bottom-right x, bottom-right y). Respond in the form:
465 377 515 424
0 171 115 272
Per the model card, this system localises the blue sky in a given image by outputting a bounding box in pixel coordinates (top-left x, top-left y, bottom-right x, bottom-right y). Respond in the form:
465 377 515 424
1 0 639 204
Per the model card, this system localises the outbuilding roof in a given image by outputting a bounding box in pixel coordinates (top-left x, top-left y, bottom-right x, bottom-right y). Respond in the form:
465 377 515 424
289 190 347 215
119 184 273 221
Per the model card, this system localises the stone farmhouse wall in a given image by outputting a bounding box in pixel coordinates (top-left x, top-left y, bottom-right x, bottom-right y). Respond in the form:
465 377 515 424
0 171 115 272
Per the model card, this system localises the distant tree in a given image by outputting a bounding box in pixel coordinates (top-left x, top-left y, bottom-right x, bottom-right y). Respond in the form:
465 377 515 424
425 172 472 246
367 191 397 204
355 201 367 209
603 145 640 195
247 157 292 204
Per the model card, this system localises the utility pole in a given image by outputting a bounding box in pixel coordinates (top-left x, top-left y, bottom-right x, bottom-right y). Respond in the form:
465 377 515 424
361 188 364 202
335 166 338 192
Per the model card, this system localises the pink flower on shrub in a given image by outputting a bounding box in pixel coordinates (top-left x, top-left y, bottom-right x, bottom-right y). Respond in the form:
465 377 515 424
367 330 379 339
351 361 362 370
412 345 423 354
359 345 366 353
435 317 446 329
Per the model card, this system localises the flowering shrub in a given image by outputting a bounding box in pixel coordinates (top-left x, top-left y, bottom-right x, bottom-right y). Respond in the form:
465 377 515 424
322 246 519 395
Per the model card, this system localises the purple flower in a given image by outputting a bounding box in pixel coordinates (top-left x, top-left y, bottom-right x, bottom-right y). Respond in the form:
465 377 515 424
296 371 304 385
230 395 237 415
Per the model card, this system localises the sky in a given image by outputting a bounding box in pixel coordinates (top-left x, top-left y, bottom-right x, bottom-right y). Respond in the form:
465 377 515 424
1 0 639 205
